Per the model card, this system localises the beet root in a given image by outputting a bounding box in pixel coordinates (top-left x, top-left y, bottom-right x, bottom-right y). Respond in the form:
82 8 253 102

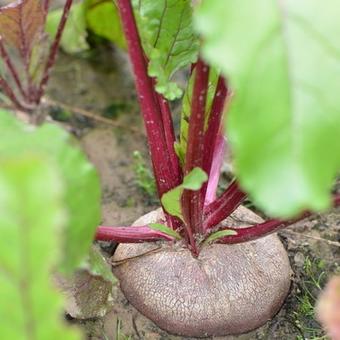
113 206 291 337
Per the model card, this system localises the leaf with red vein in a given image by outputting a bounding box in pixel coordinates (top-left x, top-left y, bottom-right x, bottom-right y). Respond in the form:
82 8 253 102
0 0 45 57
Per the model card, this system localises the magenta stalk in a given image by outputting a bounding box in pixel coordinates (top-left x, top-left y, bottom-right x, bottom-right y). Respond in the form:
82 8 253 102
96 225 174 243
156 92 182 183
117 0 184 234
116 0 177 195
204 180 247 230
157 92 183 232
213 194 340 245
204 133 225 204
201 76 228 201
215 214 310 245
182 59 209 237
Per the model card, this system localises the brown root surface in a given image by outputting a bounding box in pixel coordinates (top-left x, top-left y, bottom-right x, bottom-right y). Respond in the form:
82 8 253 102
113 206 292 337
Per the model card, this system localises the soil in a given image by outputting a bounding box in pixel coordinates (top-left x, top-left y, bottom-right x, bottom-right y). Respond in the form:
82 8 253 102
46 47 340 340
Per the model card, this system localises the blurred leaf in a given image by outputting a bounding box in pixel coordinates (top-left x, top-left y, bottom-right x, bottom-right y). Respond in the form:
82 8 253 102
85 0 126 49
149 223 182 240
203 229 237 245
86 245 117 284
0 108 21 127
0 0 48 85
28 126 101 273
46 2 89 54
196 0 340 218
161 167 207 220
133 0 199 100
0 0 44 52
29 32 50 84
0 156 80 339
0 110 101 273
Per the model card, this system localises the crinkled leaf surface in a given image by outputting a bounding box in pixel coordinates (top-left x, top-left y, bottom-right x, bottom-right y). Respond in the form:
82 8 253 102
196 0 340 218
161 167 207 220
133 0 199 100
0 110 101 272
85 0 126 49
0 157 79 339
46 2 89 54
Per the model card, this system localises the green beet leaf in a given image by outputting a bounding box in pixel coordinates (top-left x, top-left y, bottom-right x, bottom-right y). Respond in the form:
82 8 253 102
85 0 126 49
161 167 207 220
0 110 101 273
133 0 199 100
33 125 101 273
182 167 208 190
195 0 340 218
161 186 184 220
0 157 80 339
203 229 238 246
86 245 117 284
149 223 182 240
46 2 89 54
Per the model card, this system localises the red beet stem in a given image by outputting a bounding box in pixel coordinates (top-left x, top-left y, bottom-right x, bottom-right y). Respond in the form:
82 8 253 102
204 180 247 230
201 76 228 201
214 194 340 244
182 58 209 236
96 225 173 243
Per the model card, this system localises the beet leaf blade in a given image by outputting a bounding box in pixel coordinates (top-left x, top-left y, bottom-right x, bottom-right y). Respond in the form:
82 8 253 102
0 0 44 57
0 156 80 339
85 0 126 49
196 0 340 218
0 109 101 273
133 0 199 100
161 167 208 221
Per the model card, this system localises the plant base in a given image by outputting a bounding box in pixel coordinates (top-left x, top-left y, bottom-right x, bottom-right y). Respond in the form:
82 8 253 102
113 206 291 337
